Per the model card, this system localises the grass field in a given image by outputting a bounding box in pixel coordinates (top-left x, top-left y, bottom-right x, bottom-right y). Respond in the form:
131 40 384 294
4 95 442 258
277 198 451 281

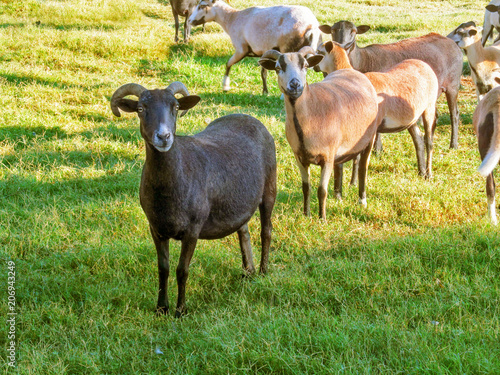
1 0 500 373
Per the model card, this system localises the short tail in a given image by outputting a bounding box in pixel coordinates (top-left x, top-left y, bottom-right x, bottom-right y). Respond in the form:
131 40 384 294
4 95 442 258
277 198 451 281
478 112 500 177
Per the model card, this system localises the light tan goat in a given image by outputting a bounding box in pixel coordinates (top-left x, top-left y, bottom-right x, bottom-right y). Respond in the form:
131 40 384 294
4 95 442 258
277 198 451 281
258 47 381 219
317 41 439 181
321 21 463 149
473 86 500 224
448 22 500 101
188 0 321 94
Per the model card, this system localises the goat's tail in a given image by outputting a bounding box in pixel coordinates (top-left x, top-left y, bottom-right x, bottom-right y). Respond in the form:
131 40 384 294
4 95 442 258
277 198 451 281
306 27 322 51
478 111 500 177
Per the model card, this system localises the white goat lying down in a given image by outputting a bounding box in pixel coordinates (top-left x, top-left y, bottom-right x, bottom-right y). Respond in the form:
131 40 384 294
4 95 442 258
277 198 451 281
483 0 500 46
474 86 500 225
317 41 439 180
259 47 380 220
188 0 321 94
448 22 500 101
321 21 463 150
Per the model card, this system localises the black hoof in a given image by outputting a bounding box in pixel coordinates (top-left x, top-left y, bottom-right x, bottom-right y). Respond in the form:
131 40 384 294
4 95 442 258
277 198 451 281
155 306 169 316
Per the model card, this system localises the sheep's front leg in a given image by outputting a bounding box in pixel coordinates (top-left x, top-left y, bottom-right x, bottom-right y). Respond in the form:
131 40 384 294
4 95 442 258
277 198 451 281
318 161 334 220
173 12 180 43
486 173 498 225
295 156 311 216
183 16 191 43
237 223 256 275
223 50 247 91
152 230 170 315
333 164 343 200
175 236 198 318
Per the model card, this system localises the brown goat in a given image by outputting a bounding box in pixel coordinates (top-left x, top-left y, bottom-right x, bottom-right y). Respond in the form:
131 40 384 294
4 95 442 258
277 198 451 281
110 82 277 317
474 86 500 224
317 41 439 180
320 21 462 150
259 47 380 219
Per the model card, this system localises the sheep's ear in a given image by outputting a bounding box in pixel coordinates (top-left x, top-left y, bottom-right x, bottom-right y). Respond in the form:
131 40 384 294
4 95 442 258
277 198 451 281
319 25 332 34
495 77 500 84
306 54 324 69
486 4 500 12
324 41 334 54
116 98 138 113
356 25 370 34
469 29 478 37
258 58 278 71
177 95 201 111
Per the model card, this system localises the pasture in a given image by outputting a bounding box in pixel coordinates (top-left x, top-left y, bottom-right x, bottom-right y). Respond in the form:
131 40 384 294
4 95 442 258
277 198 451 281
1 0 500 373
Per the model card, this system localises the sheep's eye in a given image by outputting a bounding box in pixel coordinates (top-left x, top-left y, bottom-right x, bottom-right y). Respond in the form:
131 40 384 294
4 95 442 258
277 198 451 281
137 106 144 113
275 65 281 72
175 104 180 111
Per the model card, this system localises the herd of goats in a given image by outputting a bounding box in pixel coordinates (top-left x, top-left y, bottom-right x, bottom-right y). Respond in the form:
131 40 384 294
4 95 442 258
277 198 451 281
108 0 500 316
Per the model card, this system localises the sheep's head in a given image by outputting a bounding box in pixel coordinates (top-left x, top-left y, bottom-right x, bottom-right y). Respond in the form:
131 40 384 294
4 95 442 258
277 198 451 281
447 22 481 49
258 47 323 100
319 21 369 53
188 0 217 26
110 82 200 152
315 41 352 75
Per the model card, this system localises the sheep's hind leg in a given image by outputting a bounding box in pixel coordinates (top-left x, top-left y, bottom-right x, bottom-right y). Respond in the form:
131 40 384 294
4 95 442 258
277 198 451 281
358 137 375 207
258 171 276 275
408 123 426 177
238 223 256 276
223 51 247 91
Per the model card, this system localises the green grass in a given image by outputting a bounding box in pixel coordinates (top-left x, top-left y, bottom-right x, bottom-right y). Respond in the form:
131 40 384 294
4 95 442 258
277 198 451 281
1 0 499 373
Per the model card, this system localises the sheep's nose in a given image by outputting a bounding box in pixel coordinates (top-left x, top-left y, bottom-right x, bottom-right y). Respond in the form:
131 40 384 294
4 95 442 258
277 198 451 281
156 132 171 143
289 78 301 91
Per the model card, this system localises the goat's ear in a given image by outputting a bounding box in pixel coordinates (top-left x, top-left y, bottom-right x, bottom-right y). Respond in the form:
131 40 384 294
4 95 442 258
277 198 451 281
306 54 324 69
319 25 332 34
356 25 370 34
258 58 277 71
486 4 500 12
116 98 138 113
324 41 334 54
177 95 201 111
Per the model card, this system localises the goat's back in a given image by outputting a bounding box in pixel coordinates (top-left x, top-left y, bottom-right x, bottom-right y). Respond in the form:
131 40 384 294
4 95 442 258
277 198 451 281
354 33 462 92
233 6 320 54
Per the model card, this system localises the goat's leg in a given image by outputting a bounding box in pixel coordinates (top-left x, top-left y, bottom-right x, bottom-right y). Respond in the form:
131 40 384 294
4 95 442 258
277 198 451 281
358 138 375 207
350 155 360 187
258 172 276 274
318 161 334 220
183 16 191 43
261 67 268 95
445 87 460 149
334 164 343 200
175 236 198 318
422 107 437 179
407 123 426 177
173 12 180 43
223 50 247 91
152 230 170 315
373 133 383 155
486 174 498 225
237 223 256 275
295 156 311 216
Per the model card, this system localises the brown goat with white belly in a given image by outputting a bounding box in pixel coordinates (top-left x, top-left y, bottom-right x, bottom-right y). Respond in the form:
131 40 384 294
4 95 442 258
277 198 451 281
317 41 439 180
474 86 500 224
321 21 462 150
259 47 380 219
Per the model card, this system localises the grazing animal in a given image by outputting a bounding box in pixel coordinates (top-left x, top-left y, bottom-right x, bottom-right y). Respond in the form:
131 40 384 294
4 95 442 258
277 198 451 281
320 21 463 150
483 0 500 46
188 0 321 94
110 82 277 317
448 22 500 101
474 86 500 225
317 41 439 180
259 47 380 219
169 0 204 43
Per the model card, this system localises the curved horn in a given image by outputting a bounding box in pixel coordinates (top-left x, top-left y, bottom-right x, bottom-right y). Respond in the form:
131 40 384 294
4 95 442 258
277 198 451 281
298 46 317 57
166 81 189 97
110 83 147 117
261 49 282 61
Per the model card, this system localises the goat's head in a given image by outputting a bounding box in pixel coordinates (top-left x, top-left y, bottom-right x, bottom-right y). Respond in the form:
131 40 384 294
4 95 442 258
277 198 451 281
258 47 323 100
110 82 200 152
188 0 217 26
315 41 351 74
319 21 370 52
447 21 481 49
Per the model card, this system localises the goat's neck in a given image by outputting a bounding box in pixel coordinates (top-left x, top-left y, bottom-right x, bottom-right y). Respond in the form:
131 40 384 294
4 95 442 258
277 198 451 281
463 39 486 67
213 1 239 34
